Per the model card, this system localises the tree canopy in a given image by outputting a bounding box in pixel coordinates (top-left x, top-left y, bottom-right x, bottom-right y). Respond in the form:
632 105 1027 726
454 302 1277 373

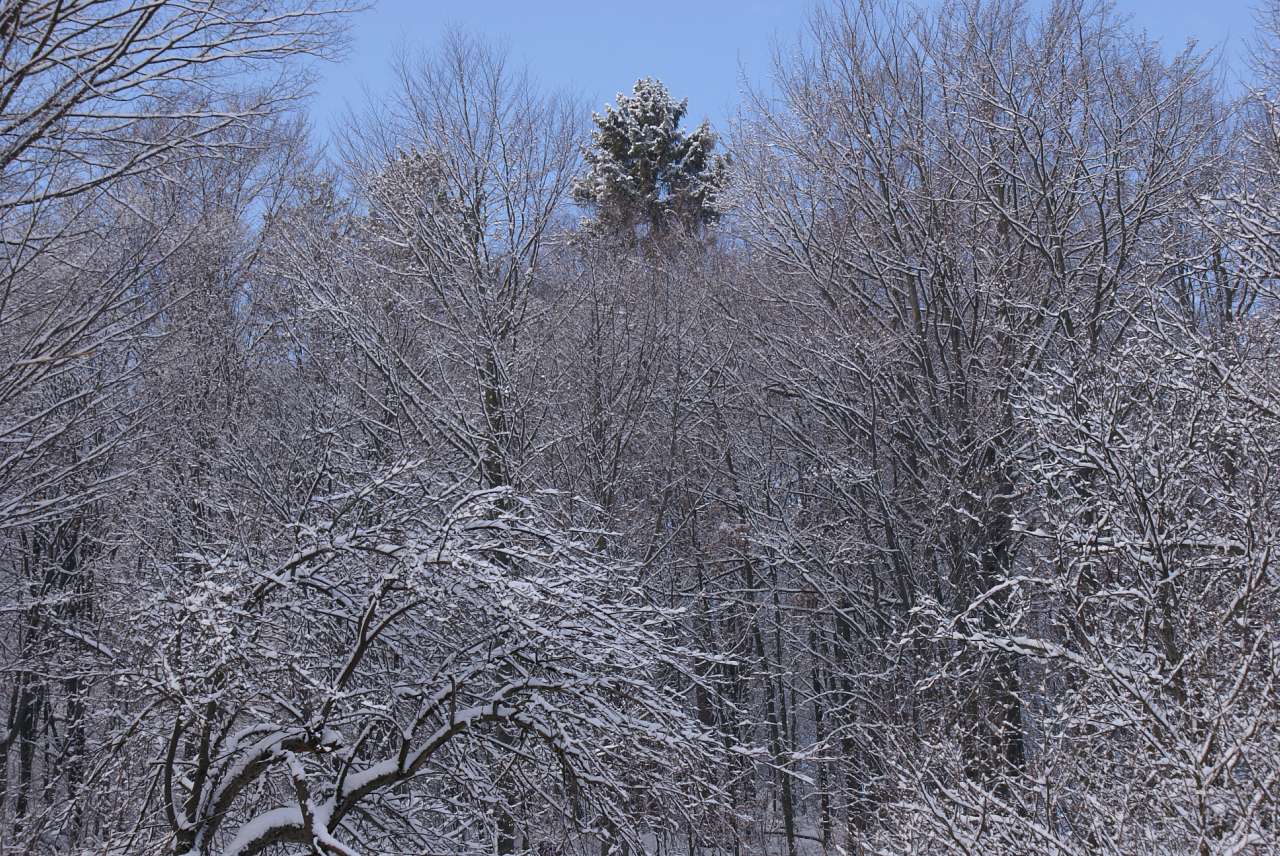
573 77 728 238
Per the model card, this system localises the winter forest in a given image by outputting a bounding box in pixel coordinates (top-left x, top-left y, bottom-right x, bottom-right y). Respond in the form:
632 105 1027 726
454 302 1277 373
4 0 1280 854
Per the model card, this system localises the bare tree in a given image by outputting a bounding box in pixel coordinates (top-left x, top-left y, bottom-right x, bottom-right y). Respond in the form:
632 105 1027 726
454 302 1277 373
0 1 352 848
4 2 1279 854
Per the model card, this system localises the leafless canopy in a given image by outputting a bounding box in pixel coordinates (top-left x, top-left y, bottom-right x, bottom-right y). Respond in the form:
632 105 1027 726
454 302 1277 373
2 1 1280 855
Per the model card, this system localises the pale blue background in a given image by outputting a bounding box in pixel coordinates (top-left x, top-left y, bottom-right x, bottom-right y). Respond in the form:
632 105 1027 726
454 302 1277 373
311 0 1258 140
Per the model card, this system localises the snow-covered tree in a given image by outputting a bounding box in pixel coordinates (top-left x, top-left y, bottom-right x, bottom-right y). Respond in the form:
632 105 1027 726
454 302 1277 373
573 78 728 239
142 477 721 856
7 3 1280 855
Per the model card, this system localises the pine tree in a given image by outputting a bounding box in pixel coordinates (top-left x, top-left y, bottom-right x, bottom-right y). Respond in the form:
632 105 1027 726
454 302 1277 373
573 78 729 238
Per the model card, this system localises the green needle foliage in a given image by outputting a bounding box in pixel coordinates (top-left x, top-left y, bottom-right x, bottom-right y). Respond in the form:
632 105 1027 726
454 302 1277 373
573 78 729 240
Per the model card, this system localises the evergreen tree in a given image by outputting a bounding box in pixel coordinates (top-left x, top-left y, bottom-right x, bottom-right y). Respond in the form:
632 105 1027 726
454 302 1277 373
573 78 729 237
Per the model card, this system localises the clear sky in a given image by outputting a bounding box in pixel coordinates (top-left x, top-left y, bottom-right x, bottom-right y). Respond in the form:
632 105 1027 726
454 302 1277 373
310 0 1259 141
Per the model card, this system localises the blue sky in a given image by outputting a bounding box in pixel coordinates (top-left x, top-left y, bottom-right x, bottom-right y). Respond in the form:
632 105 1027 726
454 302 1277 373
310 0 1258 140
